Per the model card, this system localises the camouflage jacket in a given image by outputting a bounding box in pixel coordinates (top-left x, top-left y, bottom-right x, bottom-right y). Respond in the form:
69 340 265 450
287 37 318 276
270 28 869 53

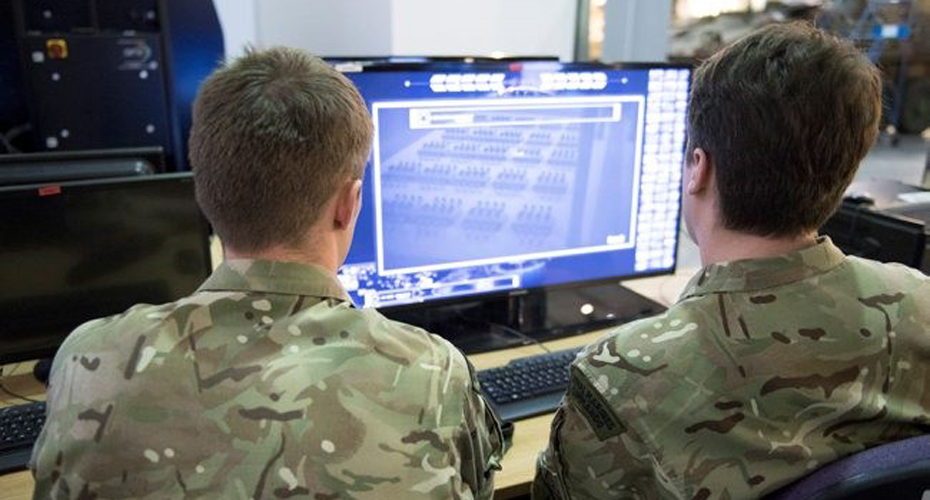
534 237 930 500
31 259 503 499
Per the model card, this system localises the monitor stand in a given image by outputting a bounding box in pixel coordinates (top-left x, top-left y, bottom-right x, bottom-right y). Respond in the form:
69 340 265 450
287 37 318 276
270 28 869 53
384 282 668 355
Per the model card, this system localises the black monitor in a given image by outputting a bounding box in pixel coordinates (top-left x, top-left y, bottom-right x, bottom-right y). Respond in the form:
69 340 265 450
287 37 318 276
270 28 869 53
326 55 560 65
339 62 691 309
0 173 211 363
0 146 165 186
822 202 927 269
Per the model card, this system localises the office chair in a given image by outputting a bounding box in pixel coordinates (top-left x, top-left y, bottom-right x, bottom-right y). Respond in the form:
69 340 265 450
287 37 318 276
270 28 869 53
764 434 930 500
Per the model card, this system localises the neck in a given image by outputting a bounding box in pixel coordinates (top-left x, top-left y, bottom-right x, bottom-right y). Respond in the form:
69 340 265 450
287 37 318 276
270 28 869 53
698 227 818 267
224 234 341 274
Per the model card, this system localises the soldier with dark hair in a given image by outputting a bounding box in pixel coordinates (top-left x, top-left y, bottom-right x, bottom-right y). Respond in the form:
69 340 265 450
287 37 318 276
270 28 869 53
534 22 930 500
31 47 502 499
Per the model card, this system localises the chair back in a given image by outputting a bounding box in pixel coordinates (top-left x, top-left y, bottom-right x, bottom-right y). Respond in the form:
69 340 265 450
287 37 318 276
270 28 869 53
765 434 930 500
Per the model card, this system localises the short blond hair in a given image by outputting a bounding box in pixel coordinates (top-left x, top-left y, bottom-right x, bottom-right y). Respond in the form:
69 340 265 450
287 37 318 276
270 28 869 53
189 47 373 252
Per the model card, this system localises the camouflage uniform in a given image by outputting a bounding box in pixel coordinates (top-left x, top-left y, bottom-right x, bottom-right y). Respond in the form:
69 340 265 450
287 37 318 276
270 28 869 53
534 237 930 500
31 259 503 499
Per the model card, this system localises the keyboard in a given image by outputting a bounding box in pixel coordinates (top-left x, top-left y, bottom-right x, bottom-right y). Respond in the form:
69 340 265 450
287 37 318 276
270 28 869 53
478 346 583 422
0 401 46 473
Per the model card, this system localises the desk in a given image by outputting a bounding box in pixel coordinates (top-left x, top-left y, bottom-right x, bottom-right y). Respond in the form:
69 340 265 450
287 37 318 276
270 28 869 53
0 272 693 500
470 329 611 499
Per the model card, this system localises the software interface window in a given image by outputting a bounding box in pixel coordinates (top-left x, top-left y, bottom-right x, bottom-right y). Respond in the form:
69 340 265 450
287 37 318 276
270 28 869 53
340 67 689 308
376 94 643 272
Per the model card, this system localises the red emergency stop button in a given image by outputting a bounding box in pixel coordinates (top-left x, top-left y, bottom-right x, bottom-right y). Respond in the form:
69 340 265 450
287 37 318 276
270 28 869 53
46 39 68 59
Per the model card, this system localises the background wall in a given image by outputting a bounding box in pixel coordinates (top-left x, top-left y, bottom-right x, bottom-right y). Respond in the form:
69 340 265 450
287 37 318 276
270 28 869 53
390 0 577 60
212 0 258 61
601 0 672 62
214 0 577 61
254 0 394 57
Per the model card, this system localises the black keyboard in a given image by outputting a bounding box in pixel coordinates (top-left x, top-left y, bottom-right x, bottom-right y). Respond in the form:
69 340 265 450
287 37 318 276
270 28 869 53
0 401 46 473
478 346 583 422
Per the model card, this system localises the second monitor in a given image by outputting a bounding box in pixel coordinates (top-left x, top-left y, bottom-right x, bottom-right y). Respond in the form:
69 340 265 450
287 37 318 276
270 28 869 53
340 62 691 309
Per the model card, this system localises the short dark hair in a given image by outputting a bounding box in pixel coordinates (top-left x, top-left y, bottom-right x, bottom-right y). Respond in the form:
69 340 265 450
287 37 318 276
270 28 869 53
189 47 373 253
688 22 882 236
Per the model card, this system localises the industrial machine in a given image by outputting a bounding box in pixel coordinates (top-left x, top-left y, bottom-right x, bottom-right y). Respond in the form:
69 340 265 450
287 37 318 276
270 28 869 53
1 0 224 171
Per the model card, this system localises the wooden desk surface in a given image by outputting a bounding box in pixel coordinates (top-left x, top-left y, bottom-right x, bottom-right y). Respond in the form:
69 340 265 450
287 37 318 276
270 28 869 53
0 272 692 500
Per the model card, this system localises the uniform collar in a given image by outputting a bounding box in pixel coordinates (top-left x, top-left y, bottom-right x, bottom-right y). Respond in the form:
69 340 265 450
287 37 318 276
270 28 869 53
198 259 352 303
680 236 847 300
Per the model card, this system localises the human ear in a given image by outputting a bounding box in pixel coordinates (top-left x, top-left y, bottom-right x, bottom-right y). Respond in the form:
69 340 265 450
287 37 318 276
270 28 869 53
334 179 362 231
687 147 712 195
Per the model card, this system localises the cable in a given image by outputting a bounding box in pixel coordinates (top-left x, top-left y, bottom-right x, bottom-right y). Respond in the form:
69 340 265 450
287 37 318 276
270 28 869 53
0 365 42 404
4 123 32 142
1 123 32 154
0 132 16 154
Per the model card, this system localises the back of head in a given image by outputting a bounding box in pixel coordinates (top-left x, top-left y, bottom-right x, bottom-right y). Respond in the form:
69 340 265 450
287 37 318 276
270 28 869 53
688 22 882 237
189 47 373 253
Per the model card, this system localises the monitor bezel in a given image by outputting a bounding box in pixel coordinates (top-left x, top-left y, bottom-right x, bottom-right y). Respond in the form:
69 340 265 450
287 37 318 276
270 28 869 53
0 172 213 364
342 61 691 313
343 60 688 72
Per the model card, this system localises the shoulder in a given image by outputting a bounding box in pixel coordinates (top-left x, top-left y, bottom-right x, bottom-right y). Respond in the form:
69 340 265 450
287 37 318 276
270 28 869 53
571 303 712 415
353 310 479 427
841 256 930 287
577 304 708 378
363 310 477 404
51 291 252 386
359 309 475 384
832 257 930 311
45 300 183 413
831 257 930 334
55 302 170 360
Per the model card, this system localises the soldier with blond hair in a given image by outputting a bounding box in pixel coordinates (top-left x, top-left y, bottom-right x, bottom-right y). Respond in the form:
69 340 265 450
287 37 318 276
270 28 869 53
31 47 502 499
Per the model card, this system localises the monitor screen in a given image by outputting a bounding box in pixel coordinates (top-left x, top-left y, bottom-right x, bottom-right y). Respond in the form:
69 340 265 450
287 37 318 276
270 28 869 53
339 63 691 308
0 173 211 363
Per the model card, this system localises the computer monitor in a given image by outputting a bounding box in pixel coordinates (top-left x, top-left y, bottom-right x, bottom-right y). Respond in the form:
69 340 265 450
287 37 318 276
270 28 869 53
0 146 165 186
326 57 562 75
822 202 927 270
0 173 211 363
339 62 690 309
326 56 560 65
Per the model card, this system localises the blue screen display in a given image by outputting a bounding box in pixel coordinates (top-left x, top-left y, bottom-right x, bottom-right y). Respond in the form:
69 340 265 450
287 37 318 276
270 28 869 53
338 64 690 308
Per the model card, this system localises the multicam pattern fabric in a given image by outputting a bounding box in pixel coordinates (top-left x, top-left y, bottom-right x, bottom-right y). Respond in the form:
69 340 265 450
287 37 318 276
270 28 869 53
534 237 930 499
31 260 503 499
